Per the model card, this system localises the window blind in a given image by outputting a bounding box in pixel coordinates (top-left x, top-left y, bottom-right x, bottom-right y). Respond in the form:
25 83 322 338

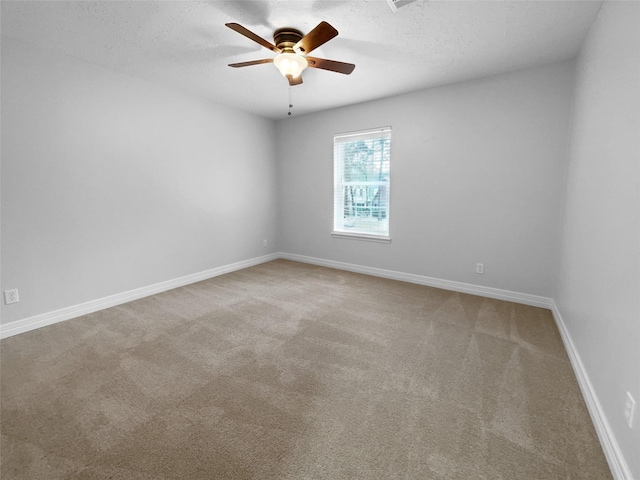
333 127 391 240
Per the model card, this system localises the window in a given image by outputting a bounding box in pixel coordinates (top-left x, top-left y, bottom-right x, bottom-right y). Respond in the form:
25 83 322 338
333 127 391 241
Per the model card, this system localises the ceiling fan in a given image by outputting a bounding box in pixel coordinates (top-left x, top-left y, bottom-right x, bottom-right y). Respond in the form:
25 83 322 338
225 21 355 86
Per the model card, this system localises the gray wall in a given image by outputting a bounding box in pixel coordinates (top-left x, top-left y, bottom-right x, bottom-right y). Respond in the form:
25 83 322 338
1 37 279 324
276 61 574 297
556 2 640 477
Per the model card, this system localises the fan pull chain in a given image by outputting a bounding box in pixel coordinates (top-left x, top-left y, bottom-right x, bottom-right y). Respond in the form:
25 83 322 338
288 86 293 116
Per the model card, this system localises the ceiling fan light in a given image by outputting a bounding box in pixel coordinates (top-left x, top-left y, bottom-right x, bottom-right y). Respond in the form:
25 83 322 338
273 53 308 79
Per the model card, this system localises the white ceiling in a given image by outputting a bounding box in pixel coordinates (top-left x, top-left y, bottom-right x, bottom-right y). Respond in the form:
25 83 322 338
1 0 602 119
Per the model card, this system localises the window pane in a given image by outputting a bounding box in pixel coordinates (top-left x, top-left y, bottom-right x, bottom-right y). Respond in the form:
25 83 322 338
334 128 391 238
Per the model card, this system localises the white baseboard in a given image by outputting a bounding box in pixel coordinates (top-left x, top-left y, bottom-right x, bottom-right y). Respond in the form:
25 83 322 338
279 252 554 309
550 301 632 480
0 253 279 339
0 252 629 478
0 252 553 339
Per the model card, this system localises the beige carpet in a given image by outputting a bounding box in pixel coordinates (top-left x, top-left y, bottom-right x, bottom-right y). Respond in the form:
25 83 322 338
1 259 611 479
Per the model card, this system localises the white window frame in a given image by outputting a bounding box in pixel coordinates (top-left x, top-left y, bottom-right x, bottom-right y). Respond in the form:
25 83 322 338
332 126 391 243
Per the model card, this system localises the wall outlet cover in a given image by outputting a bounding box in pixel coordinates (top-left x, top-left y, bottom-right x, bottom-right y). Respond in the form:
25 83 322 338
4 289 19 305
624 391 636 428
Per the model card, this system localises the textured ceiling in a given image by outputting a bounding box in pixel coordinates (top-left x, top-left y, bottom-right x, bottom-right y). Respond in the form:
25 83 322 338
1 0 602 119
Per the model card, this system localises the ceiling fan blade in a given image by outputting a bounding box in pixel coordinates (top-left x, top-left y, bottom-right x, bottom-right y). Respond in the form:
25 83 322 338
225 23 281 53
228 58 274 68
306 57 355 75
293 21 338 54
288 75 303 86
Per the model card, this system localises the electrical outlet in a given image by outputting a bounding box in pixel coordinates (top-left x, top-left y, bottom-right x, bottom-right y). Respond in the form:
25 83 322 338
263 239 268 247
476 263 484 274
4 289 19 305
624 392 636 428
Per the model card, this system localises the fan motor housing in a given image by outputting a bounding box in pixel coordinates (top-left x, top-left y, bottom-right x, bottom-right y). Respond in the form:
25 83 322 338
274 28 304 52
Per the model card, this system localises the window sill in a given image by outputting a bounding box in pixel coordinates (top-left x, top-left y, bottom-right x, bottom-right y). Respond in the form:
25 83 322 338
331 231 391 243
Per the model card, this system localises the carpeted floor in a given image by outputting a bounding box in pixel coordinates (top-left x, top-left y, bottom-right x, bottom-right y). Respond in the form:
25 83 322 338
1 259 611 479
